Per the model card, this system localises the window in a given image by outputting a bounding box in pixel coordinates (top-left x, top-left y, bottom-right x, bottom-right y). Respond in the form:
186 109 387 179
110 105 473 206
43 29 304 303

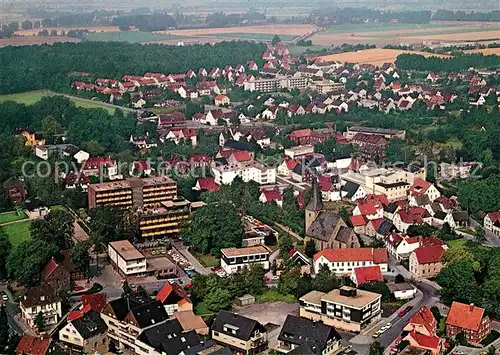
214 331 219 337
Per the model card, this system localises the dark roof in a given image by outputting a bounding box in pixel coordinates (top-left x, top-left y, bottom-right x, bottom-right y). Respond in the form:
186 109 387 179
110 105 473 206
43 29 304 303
211 310 265 341
107 294 155 321
452 211 469 222
22 285 60 308
307 211 342 242
342 181 360 198
23 197 46 211
224 139 254 152
183 341 227 355
384 202 399 214
278 315 341 355
336 226 355 243
306 178 324 212
292 163 303 175
376 219 396 236
130 299 169 328
3 177 24 189
138 319 201 355
71 310 107 339
433 211 447 221
413 195 431 206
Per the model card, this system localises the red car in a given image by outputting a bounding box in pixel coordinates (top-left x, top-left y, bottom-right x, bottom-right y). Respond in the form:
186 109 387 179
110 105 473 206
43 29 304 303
398 305 413 317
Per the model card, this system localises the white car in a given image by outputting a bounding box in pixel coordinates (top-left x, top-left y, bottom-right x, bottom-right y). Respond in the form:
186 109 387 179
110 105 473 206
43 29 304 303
1 294 8 301
386 322 392 328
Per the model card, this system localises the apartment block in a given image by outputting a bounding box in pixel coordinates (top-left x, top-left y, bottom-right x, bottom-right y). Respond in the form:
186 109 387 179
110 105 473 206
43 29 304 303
87 176 177 209
244 76 308 93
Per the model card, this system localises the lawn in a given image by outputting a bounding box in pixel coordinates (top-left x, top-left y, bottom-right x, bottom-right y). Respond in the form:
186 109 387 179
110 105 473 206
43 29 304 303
194 252 220 268
446 238 469 248
194 301 214 316
0 211 27 225
1 220 31 246
50 205 68 212
82 31 184 43
255 289 296 303
0 90 117 114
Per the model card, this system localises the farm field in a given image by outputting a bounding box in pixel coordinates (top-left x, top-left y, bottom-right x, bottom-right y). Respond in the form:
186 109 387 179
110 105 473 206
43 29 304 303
162 24 316 37
311 21 500 46
0 36 80 47
1 220 31 246
82 31 185 43
0 90 116 114
0 211 27 225
316 48 450 66
204 33 298 41
460 47 500 55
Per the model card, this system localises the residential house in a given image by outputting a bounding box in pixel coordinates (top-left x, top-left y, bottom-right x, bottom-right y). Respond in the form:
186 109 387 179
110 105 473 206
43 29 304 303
59 310 108 353
313 248 388 275
20 129 45 147
157 111 186 127
215 95 230 106
156 281 193 315
130 135 157 150
409 245 447 278
299 287 382 333
393 207 432 233
41 257 71 291
100 294 169 352
404 331 442 355
67 294 107 321
384 233 420 261
259 189 282 207
350 265 383 287
3 177 26 204
446 302 491 344
484 212 500 236
403 306 436 336
161 128 197 146
410 179 441 202
211 310 268 354
81 157 118 179
20 285 62 328
64 171 90 191
275 315 342 355
15 336 55 355
193 177 219 192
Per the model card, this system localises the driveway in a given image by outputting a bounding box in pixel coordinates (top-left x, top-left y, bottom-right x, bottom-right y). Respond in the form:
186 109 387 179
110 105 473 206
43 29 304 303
171 241 211 275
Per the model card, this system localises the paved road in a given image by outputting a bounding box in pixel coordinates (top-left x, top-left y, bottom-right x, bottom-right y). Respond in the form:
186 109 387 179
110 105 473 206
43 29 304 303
470 218 500 247
171 241 212 275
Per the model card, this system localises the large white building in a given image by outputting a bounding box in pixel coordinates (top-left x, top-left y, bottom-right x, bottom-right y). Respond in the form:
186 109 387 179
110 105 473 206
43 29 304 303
244 75 308 93
211 160 276 185
108 240 147 277
220 246 270 274
313 248 388 275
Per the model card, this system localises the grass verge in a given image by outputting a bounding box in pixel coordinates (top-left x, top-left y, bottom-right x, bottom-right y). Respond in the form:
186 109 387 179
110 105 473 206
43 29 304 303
446 238 469 248
1 220 31 246
256 289 296 303
0 211 27 225
194 252 220 268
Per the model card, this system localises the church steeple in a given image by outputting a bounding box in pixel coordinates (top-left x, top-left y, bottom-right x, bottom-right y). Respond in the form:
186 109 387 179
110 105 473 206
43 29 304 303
305 177 324 234
306 177 324 212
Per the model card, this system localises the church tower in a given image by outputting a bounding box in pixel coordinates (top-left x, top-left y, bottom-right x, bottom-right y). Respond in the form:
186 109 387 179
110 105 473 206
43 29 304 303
305 177 324 234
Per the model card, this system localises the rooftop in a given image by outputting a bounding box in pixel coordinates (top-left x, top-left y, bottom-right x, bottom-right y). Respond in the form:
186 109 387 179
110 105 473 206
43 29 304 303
446 301 486 331
321 287 381 309
221 245 269 257
109 240 144 261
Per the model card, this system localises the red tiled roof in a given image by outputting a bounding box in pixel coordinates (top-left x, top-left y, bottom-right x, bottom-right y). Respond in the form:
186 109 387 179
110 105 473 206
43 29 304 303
407 330 440 350
190 154 211 163
397 206 430 224
197 177 219 192
261 189 281 202
231 150 252 162
363 194 389 206
318 175 333 192
385 232 404 247
289 129 312 139
314 248 387 264
351 132 387 145
434 196 454 209
134 160 150 171
411 179 432 196
420 237 445 247
350 215 368 227
83 157 115 170
215 95 228 101
413 246 445 264
407 306 436 334
156 281 191 305
357 203 378 215
446 301 486 332
41 258 60 280
369 218 384 230
285 159 298 170
353 266 383 285
487 212 500 223
64 172 90 186
16 336 51 355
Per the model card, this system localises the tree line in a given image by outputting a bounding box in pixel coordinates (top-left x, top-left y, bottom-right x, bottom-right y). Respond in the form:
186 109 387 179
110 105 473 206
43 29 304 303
0 41 266 94
111 13 177 31
433 10 500 22
311 7 432 25
395 53 500 72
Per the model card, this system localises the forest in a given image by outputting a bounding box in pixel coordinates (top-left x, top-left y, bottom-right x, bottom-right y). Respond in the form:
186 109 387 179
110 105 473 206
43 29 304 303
111 13 177 31
396 53 500 72
0 41 266 94
433 10 500 22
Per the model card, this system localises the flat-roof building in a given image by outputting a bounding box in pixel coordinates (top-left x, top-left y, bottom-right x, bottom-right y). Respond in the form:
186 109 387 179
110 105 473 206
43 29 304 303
107 240 147 276
345 126 406 140
220 246 270 274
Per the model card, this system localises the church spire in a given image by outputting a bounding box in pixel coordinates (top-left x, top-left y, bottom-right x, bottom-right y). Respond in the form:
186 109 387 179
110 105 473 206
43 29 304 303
306 177 324 212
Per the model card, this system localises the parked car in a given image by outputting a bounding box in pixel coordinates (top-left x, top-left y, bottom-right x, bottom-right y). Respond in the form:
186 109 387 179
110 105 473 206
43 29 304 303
398 305 413 317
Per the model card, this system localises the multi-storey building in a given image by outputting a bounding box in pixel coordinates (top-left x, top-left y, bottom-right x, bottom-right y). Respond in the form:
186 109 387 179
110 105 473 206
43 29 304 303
211 310 268 354
299 287 382 333
59 311 108 354
220 246 270 274
446 302 491 344
409 245 446 279
309 80 345 94
211 160 276 185
87 176 177 209
244 76 308 93
107 240 147 277
20 286 62 328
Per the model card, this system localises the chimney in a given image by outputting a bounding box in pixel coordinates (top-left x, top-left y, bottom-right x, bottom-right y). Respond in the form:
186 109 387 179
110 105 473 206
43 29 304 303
470 303 474 311
40 295 45 301
233 313 238 318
